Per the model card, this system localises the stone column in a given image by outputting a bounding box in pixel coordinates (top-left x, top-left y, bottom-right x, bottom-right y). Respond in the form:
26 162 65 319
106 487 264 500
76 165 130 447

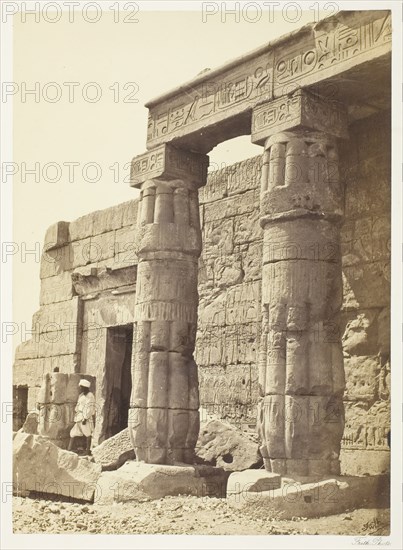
129 144 209 464
251 90 348 477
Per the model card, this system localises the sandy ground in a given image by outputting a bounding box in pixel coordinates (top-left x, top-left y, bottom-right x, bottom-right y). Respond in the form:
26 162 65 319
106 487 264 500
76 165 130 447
13 494 390 536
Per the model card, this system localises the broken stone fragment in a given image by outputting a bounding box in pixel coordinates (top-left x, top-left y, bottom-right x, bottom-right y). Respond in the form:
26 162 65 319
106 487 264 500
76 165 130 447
227 469 281 494
95 461 228 504
91 428 135 471
13 432 101 502
21 412 38 435
195 416 262 471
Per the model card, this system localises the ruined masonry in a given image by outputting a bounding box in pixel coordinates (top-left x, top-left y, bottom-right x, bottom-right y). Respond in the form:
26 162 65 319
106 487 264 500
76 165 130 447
14 10 391 477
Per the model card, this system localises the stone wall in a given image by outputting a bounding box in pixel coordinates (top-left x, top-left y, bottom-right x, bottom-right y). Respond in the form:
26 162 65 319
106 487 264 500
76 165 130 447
196 157 263 427
13 110 390 474
338 111 391 474
13 200 139 416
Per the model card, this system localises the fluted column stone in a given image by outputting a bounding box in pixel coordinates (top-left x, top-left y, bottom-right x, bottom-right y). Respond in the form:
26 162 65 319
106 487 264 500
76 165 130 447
251 90 348 477
129 144 209 464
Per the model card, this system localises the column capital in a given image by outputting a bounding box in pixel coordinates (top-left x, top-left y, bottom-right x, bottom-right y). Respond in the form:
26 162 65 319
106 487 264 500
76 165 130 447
251 89 348 145
130 144 209 189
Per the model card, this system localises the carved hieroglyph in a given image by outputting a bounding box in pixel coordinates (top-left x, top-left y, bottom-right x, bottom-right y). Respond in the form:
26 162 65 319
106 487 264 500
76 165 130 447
129 145 209 464
145 11 390 151
252 90 348 476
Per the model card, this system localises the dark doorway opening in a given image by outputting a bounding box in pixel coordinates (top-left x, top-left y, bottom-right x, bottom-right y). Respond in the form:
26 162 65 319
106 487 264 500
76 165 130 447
104 324 133 439
13 386 28 431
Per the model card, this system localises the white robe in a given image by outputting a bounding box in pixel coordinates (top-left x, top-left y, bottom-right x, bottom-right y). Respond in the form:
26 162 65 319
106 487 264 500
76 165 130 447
70 391 95 438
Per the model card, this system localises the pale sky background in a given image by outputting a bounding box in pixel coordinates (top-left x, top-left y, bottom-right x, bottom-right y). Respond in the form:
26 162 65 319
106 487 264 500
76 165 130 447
12 4 331 350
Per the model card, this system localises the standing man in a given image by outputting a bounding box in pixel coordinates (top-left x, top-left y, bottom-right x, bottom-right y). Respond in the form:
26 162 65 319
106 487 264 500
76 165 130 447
68 379 95 456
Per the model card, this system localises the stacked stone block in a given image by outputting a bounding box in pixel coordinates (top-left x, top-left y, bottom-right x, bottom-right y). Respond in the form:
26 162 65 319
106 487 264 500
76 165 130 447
36 372 95 449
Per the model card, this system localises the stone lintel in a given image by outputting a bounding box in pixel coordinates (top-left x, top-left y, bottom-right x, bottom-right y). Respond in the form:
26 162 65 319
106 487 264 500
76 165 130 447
145 11 390 150
130 144 209 189
251 89 348 145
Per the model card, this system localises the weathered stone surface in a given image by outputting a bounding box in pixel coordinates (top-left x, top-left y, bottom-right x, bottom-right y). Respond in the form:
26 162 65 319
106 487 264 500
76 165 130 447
377 307 390 358
114 226 138 266
121 199 139 227
343 262 390 309
195 417 261 471
43 221 70 250
95 461 228 504
82 291 135 328
68 212 95 242
13 432 102 501
22 412 38 434
342 311 378 356
37 373 95 446
72 265 136 296
80 327 107 377
93 204 124 235
89 231 116 263
14 358 48 387
252 90 348 145
255 112 346 476
200 157 261 204
51 353 79 374
342 401 390 451
340 449 390 476
39 271 75 305
227 475 389 519
91 428 135 471
129 172 206 465
39 247 66 280
344 356 380 401
27 387 40 413
199 366 258 426
14 338 40 361
36 328 80 358
32 297 80 334
131 144 209 188
227 470 281 494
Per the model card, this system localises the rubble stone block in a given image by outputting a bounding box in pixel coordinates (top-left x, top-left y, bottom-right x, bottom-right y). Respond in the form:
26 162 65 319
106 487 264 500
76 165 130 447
94 461 228 504
227 475 389 519
227 470 281 494
92 428 135 471
195 417 262 471
22 412 39 434
13 432 102 501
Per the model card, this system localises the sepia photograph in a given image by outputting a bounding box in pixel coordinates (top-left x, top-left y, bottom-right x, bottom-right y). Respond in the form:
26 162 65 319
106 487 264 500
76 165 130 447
1 1 402 548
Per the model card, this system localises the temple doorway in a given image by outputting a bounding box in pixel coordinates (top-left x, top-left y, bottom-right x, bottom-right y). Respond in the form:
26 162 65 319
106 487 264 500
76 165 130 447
103 324 133 440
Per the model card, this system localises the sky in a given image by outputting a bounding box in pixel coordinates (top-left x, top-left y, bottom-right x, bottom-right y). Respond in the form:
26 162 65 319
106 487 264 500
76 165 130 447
11 3 332 350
